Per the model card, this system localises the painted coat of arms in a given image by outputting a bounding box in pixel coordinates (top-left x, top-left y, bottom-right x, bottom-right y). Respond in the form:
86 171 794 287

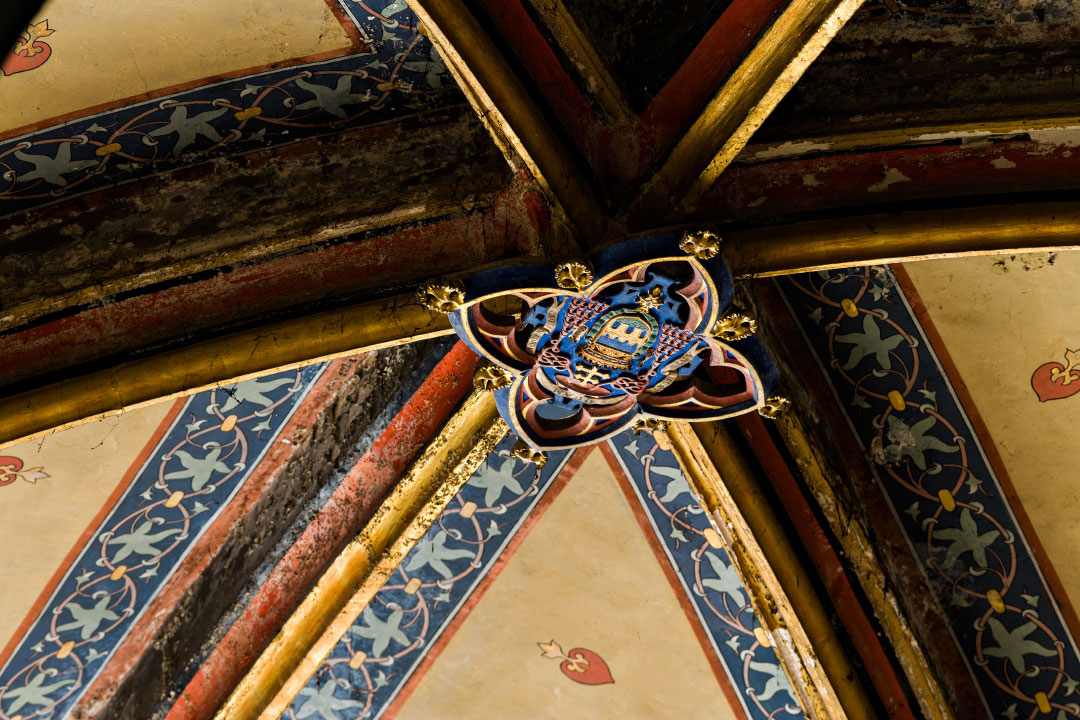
422 232 781 450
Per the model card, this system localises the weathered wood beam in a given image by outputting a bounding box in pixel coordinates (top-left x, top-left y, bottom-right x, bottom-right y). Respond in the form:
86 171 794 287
628 0 866 224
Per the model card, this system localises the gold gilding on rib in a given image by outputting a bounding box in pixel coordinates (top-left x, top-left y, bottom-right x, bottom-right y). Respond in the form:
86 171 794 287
217 390 506 720
0 293 455 451
631 0 864 220
665 421 868 720
772 411 954 719
725 203 1080 279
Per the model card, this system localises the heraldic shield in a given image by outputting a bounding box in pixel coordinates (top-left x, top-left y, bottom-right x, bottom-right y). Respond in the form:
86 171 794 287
443 232 780 451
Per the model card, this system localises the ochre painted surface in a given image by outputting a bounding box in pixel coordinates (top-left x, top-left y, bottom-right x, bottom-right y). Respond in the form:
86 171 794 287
394 450 739 720
2 0 351 133
0 401 173 648
904 252 1080 622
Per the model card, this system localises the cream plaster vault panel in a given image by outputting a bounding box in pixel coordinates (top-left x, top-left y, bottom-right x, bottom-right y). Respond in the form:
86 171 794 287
395 450 739 720
0 401 174 647
904 251 1080 621
1 0 351 132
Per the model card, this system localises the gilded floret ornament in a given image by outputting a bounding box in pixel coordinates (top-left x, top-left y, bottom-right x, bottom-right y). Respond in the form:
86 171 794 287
631 417 668 434
679 230 721 260
555 261 594 292
713 311 757 342
510 439 548 468
474 362 514 392
759 394 791 420
417 279 466 313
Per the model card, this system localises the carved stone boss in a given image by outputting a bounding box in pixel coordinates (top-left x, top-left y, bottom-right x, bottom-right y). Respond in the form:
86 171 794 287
420 232 784 451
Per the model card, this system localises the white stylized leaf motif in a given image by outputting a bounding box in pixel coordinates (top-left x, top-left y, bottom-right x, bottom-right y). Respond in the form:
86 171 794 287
748 659 796 703
2 672 75 714
931 508 999 569
294 681 364 720
653 463 693 503
350 607 410 658
700 550 746 608
405 530 473 579
147 106 227 156
982 617 1058 674
163 447 232 492
14 143 97 187
217 376 294 413
884 414 958 470
468 463 525 506
55 595 120 641
107 520 181 564
835 314 904 371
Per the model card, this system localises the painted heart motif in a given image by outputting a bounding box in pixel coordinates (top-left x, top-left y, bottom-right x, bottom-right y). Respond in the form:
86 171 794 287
1031 362 1080 402
1 41 51 76
559 648 614 685
0 456 23 487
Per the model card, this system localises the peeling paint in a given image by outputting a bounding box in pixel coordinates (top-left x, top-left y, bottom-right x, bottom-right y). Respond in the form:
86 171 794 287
1028 126 1080 147
867 167 911 193
802 174 822 187
991 156 1017 169
752 140 833 161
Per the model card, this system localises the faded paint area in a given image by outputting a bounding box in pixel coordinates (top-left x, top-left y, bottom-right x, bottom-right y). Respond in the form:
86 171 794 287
395 449 740 720
0 401 175 652
164 343 476 720
705 139 1080 221
867 167 910 193
2 0 352 134
841 0 1080 44
902 252 1080 630
0 173 540 394
741 0 1080 168
0 111 530 396
751 141 833 162
0 110 508 323
76 347 437 720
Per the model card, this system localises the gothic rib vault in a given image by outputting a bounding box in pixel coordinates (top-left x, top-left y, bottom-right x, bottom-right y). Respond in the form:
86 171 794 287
3 1 1080 719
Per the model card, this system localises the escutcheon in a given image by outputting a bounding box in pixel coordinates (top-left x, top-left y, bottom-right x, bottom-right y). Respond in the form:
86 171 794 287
437 232 780 450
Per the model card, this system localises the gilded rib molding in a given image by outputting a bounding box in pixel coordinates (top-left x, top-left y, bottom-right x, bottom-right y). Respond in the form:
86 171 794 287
0 294 454 450
630 0 865 222
725 202 1080 278
406 0 606 244
665 422 872 720
217 390 507 720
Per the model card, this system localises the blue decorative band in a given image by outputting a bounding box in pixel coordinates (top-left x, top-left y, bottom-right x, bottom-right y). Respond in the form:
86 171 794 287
775 267 1080 716
0 365 326 720
0 2 459 219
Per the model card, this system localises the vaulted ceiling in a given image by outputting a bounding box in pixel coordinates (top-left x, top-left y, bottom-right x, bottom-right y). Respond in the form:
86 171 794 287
3 1 1080 719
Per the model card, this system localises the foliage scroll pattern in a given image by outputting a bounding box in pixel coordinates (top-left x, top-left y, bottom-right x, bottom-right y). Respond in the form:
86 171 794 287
607 431 804 720
290 430 802 719
0 365 326 720
286 437 573 720
0 2 459 218
776 267 1080 718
